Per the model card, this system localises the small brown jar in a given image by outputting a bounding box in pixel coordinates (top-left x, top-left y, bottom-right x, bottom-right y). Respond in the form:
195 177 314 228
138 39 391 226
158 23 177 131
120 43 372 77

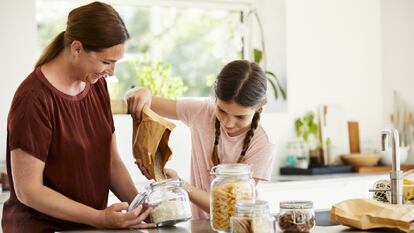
278 201 315 233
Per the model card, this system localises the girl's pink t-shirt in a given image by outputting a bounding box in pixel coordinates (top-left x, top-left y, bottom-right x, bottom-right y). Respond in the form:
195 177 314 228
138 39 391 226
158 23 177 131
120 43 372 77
176 98 276 220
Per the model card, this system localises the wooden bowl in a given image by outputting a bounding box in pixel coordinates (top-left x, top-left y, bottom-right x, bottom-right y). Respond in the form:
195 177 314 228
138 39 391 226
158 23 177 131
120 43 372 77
340 153 381 167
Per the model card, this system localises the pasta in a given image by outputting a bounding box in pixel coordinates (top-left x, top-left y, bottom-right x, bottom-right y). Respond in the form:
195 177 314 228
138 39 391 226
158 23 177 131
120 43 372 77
231 216 274 233
211 182 255 231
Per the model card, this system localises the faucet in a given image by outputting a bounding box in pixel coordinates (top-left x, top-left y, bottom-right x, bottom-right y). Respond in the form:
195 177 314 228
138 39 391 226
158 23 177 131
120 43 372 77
381 128 403 204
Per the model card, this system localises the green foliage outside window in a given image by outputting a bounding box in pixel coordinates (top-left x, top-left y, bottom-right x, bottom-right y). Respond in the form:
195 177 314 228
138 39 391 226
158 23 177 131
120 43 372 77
36 1 244 99
131 57 188 99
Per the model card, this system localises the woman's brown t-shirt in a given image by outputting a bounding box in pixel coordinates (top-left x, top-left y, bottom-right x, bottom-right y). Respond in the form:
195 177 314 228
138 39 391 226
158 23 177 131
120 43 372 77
2 67 115 232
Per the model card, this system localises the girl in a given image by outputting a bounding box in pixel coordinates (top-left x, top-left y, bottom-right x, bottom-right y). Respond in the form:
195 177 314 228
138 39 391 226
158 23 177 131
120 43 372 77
127 60 275 220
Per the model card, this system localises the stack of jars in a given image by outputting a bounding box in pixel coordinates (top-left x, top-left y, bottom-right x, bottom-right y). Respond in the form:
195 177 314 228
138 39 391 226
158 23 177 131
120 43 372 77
210 164 256 232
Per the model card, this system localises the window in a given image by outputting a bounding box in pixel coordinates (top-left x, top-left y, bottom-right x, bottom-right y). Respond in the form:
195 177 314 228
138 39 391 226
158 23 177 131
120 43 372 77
36 0 248 98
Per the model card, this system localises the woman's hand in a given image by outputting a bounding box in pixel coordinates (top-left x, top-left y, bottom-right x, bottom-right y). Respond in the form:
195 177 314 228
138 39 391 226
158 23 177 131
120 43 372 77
125 87 152 122
95 202 156 229
134 159 152 180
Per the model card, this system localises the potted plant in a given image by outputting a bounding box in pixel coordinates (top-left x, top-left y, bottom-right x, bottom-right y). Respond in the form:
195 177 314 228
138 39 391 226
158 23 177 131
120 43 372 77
294 112 324 165
244 9 286 100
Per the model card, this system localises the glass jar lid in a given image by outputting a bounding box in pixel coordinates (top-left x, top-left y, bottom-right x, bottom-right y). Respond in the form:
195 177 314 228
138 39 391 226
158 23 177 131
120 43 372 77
149 178 183 189
128 190 149 212
280 201 313 209
210 163 252 176
236 200 270 216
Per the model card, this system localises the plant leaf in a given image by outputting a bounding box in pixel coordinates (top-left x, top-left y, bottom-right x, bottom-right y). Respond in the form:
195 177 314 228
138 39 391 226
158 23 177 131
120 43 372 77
253 48 263 64
267 77 279 99
266 71 287 99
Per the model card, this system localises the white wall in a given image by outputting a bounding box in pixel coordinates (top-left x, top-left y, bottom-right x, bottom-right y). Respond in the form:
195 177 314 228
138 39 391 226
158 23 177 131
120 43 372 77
262 0 384 173
2 0 413 182
381 0 414 163
0 0 38 164
382 0 414 116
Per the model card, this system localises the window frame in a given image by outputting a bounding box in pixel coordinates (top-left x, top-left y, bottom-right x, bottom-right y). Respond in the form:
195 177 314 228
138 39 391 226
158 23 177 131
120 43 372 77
38 0 255 60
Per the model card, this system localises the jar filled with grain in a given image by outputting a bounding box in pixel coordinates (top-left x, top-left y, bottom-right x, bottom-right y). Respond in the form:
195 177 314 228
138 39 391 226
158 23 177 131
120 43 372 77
278 201 315 233
128 178 192 227
210 164 256 232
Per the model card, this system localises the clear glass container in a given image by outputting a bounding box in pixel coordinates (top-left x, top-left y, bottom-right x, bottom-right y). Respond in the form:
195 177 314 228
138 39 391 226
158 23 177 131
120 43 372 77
230 200 275 233
286 141 307 168
210 163 256 232
278 201 315 233
128 178 192 227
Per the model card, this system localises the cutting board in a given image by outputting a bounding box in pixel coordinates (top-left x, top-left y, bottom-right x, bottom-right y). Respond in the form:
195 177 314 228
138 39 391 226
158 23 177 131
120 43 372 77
353 165 414 173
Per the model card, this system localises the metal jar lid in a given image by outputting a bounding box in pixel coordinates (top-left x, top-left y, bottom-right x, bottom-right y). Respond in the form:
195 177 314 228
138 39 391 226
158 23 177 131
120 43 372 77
280 200 313 209
210 163 252 177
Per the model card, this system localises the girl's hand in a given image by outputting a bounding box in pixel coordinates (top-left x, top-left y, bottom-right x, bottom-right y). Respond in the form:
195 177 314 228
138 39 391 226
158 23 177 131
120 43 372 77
125 87 152 122
95 202 156 229
135 159 152 180
164 168 179 179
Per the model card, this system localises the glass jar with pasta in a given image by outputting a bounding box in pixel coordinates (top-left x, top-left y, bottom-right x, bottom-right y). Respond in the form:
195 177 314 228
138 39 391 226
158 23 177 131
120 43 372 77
210 163 256 232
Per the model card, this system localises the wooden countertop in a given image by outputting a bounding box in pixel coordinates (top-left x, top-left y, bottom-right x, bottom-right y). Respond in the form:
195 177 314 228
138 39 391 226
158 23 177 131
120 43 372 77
59 220 403 233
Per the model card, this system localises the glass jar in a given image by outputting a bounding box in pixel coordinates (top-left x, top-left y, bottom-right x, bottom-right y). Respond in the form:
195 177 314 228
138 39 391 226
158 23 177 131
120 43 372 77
210 163 256 232
278 201 315 233
230 200 275 233
128 178 192 227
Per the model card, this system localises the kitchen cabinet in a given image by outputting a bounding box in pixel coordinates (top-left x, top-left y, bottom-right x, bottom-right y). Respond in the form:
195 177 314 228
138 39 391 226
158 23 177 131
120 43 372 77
258 173 388 213
108 173 390 213
107 173 390 213
59 219 402 232
0 174 393 232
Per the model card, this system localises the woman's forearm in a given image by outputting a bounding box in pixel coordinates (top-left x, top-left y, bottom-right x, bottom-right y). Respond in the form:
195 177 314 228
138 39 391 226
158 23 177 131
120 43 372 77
19 185 102 227
110 158 138 203
109 134 138 203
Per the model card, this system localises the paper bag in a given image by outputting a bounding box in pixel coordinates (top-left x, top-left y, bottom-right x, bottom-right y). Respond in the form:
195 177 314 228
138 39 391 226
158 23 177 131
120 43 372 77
331 198 414 232
132 105 175 181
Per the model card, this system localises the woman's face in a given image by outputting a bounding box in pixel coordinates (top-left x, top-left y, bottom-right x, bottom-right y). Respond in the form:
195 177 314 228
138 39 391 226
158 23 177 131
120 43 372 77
215 99 257 137
76 43 125 84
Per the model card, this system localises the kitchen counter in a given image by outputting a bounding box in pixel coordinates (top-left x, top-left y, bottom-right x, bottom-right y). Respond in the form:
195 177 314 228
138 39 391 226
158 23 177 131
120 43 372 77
270 172 388 183
60 220 403 233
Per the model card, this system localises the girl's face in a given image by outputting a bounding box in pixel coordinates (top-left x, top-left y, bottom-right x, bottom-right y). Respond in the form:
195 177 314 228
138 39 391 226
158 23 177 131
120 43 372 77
215 99 257 137
75 43 125 84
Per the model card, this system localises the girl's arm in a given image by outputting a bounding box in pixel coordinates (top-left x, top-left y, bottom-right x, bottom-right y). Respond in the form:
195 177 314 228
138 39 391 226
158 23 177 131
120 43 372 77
164 169 210 212
126 87 178 121
185 182 210 212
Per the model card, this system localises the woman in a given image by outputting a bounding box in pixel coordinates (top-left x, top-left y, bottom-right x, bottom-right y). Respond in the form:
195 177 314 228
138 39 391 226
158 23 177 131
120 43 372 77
2 2 154 232
128 60 276 220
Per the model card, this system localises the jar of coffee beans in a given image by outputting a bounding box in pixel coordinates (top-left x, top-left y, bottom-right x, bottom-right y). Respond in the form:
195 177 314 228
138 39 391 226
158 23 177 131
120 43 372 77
278 201 315 232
